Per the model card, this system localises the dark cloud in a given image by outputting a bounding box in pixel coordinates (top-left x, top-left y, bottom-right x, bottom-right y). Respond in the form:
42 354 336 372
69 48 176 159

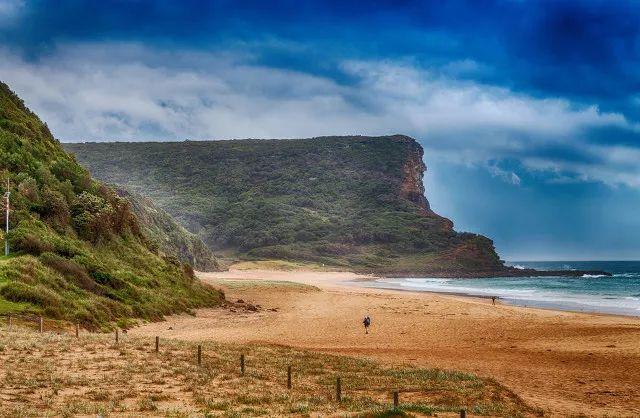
3 1 639 115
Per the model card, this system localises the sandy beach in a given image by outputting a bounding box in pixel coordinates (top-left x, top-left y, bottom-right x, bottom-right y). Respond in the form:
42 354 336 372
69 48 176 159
130 268 640 417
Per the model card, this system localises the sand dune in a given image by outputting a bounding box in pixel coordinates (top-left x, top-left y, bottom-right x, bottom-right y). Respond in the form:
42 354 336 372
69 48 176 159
129 268 640 416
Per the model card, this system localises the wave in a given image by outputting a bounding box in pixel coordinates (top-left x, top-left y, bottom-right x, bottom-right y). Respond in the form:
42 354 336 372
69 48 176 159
371 276 640 316
582 274 606 278
613 273 640 278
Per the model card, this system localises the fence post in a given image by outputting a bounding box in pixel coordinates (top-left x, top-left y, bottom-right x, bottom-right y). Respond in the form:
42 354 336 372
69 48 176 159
39 316 43 333
287 365 292 389
75 323 79 338
336 376 342 402
460 409 466 418
393 390 399 409
155 336 159 353
240 354 245 375
197 345 202 366
7 314 11 330
115 328 119 343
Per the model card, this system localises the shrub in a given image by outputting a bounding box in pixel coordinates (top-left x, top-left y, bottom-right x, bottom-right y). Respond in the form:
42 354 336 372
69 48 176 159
11 232 54 255
40 187 71 231
39 252 99 293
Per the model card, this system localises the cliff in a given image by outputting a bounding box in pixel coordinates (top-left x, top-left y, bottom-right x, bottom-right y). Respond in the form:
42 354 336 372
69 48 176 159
65 135 508 276
0 81 223 328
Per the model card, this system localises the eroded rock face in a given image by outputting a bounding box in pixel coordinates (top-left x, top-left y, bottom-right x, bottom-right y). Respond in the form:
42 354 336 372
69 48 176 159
399 138 431 212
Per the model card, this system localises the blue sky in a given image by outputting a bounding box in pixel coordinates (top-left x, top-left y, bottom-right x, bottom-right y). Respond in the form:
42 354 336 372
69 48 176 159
0 0 639 260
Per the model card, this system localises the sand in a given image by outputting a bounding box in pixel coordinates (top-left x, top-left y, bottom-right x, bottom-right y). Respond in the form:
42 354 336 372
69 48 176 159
129 268 640 416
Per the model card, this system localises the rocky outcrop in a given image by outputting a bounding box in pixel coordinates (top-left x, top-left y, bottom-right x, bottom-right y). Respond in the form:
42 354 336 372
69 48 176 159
397 136 431 212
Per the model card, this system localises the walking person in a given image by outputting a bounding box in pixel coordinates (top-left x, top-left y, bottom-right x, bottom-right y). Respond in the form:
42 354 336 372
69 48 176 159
363 315 371 334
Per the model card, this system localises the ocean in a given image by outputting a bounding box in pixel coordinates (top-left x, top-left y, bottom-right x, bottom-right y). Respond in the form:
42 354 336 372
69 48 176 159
364 261 640 316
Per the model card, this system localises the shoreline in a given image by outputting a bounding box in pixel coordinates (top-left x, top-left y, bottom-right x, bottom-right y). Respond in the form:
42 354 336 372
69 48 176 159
129 267 640 416
351 277 640 319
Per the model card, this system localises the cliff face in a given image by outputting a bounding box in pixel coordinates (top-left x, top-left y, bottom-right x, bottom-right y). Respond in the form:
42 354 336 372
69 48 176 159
398 136 431 212
65 135 506 276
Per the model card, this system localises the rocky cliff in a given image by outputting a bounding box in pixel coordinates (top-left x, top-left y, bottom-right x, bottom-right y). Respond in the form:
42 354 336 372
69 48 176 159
398 136 431 212
65 135 507 276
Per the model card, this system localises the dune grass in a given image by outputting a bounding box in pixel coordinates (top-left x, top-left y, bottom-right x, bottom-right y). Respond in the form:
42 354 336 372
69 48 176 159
230 259 329 272
207 278 320 293
0 324 540 417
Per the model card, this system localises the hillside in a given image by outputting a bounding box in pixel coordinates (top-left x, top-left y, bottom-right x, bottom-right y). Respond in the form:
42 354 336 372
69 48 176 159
116 188 220 271
66 136 507 276
0 81 223 328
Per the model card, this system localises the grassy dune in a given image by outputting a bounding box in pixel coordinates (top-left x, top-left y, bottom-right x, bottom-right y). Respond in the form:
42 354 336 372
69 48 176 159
0 323 538 417
0 81 224 328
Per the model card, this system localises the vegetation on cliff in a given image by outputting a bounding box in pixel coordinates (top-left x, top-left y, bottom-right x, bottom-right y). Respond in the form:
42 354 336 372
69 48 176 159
117 188 220 271
66 136 505 275
0 81 223 328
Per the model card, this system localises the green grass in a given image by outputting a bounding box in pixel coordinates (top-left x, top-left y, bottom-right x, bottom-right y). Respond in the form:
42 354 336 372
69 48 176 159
0 298 31 314
0 80 224 328
210 279 320 292
231 259 329 271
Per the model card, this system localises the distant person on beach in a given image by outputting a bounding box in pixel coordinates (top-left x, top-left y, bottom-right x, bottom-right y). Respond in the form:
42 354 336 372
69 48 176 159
363 316 371 334
491 296 497 305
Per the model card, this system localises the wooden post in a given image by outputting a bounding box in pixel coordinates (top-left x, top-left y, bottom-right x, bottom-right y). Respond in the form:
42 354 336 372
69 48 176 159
287 365 292 389
115 328 119 343
336 376 341 402
75 323 79 338
197 345 202 366
460 409 466 418
7 314 11 330
393 390 399 409
155 336 159 353
240 354 245 375
39 316 43 333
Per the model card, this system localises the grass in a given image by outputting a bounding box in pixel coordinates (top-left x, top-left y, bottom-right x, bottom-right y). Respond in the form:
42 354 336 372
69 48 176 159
0 298 31 314
0 81 224 328
0 323 540 417
208 279 320 293
231 259 329 271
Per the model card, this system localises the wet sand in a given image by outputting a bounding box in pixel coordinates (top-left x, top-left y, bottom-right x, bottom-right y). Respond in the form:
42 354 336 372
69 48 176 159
130 268 640 416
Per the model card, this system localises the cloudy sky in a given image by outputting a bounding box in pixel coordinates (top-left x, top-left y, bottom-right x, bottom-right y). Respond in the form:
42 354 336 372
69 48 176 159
1 0 639 260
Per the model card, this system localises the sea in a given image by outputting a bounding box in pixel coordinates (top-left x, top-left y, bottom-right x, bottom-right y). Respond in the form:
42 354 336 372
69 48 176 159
363 261 640 317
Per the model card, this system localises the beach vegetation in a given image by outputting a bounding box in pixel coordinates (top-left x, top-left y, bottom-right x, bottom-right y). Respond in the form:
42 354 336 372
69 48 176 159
0 323 540 417
0 81 224 328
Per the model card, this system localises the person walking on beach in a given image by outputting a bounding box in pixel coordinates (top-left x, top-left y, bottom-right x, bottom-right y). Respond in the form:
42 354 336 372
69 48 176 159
491 296 497 305
363 315 371 334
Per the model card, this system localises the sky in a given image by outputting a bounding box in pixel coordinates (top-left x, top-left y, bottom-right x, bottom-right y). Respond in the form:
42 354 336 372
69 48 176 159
0 0 638 260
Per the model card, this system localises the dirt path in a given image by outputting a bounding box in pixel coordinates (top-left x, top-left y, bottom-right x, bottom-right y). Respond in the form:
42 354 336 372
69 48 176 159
129 269 640 417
